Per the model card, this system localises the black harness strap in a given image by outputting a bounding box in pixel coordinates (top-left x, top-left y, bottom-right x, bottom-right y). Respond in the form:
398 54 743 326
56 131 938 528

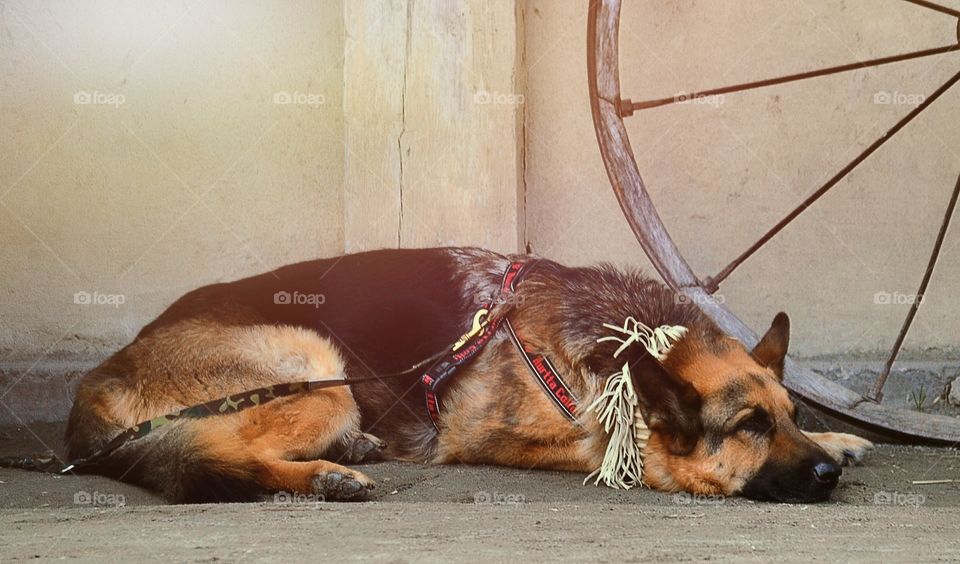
420 261 525 426
420 261 580 429
504 318 579 421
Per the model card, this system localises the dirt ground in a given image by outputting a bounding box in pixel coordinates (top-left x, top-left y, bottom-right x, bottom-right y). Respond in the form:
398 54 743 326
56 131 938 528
2 423 960 562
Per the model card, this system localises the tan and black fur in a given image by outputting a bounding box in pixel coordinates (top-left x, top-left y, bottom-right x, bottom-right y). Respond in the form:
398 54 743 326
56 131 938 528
62 247 872 503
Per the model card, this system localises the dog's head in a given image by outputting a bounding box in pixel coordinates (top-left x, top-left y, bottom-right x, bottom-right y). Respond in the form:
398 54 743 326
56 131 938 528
525 264 840 501
614 313 841 502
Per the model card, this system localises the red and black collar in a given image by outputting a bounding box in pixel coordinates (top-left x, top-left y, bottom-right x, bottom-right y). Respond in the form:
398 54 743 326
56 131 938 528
420 261 580 429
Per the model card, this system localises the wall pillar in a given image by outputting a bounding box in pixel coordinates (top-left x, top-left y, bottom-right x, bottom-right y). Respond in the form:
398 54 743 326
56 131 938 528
343 0 525 253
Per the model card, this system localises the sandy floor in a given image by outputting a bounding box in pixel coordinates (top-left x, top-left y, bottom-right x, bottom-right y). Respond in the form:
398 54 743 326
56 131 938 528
2 423 960 562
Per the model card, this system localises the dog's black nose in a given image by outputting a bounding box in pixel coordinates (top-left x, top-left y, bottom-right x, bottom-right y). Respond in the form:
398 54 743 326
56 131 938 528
813 461 841 486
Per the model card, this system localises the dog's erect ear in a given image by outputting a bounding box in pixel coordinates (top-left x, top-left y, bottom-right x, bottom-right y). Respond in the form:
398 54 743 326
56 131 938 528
752 312 790 380
630 354 702 455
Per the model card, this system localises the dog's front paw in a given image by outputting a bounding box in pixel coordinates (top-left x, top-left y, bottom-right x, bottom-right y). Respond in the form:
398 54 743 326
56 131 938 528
804 431 874 466
327 432 387 464
345 432 387 463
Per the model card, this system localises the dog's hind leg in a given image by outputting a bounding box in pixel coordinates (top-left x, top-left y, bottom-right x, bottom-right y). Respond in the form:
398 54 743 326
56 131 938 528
189 390 378 502
233 386 381 500
85 381 379 503
803 431 874 466
67 323 382 502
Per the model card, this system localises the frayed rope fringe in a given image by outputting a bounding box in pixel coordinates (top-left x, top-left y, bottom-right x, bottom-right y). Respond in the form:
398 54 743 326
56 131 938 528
584 318 686 490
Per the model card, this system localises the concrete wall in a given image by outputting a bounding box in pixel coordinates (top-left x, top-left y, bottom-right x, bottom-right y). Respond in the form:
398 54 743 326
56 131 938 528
0 0 346 361
3 0 960 375
524 0 960 359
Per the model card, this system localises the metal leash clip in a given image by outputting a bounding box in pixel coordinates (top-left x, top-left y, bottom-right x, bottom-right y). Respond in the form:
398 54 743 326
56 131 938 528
452 309 489 351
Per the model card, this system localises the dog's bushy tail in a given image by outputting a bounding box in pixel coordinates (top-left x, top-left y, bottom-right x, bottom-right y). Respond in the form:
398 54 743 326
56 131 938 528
2 417 263 503
51 365 268 503
65 415 265 504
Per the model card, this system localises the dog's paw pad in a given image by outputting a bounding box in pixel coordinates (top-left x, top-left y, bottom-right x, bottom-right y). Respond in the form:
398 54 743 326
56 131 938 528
311 470 375 501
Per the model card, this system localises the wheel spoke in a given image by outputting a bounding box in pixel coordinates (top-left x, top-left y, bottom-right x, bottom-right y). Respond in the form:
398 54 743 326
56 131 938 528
866 172 960 402
703 68 960 292
621 44 960 115
902 0 960 19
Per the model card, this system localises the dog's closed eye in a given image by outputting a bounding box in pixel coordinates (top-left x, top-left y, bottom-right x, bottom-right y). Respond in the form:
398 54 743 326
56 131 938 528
729 408 773 437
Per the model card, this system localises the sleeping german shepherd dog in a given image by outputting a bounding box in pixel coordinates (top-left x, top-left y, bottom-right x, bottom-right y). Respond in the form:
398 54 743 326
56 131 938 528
63 247 872 503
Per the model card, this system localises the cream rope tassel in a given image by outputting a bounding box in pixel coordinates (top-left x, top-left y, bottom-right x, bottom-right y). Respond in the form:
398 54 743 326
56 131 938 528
584 317 686 489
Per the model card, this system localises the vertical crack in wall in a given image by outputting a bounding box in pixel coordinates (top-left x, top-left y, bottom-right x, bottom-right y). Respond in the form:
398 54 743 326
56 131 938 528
517 0 529 254
397 0 414 248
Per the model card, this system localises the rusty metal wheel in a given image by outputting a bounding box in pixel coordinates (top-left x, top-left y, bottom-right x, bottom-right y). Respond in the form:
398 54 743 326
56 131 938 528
587 0 960 442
